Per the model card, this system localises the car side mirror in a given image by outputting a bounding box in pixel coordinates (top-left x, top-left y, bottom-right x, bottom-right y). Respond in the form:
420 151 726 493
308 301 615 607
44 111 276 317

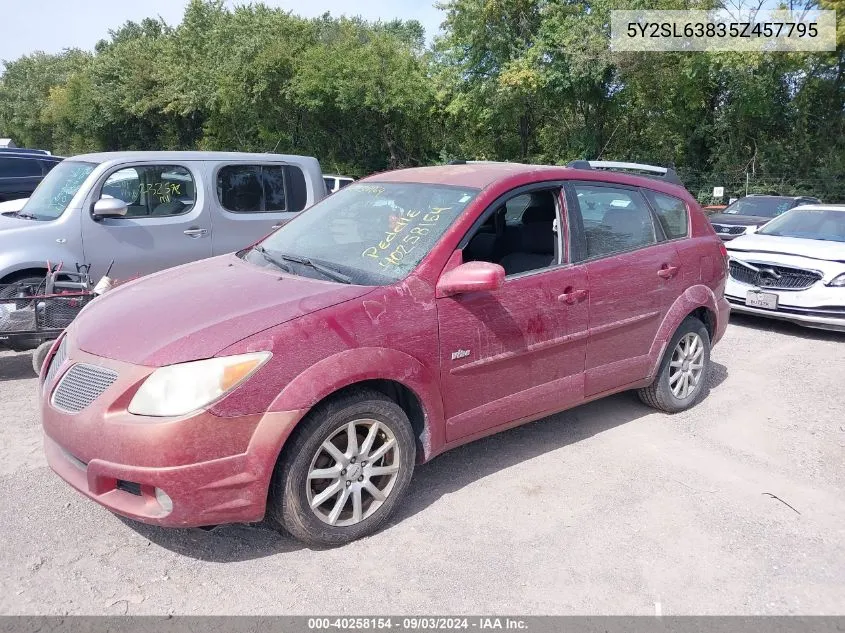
93 197 128 219
436 261 505 298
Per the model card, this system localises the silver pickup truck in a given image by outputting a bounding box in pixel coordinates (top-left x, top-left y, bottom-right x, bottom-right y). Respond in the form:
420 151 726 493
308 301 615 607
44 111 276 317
0 151 326 286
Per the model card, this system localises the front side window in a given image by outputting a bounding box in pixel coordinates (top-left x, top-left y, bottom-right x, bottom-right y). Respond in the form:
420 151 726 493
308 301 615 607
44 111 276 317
245 182 478 285
463 189 561 276
644 190 689 239
323 177 337 192
218 164 286 212
100 165 195 217
570 184 657 260
22 160 96 221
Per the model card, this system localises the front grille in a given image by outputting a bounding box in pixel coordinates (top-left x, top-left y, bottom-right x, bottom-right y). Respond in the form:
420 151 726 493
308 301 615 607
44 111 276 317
713 224 747 235
51 363 118 413
43 337 68 386
729 260 822 290
116 480 142 496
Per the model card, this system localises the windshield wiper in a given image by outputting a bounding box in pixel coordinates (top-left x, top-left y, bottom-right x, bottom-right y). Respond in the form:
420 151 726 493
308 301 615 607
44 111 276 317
5 211 39 220
276 252 352 284
253 245 294 274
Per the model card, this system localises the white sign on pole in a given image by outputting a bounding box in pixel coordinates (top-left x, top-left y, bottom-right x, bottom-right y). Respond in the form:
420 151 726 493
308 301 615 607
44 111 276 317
712 186 724 198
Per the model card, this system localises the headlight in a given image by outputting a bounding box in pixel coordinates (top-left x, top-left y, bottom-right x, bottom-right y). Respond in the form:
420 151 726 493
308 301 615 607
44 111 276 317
128 352 271 416
828 273 845 288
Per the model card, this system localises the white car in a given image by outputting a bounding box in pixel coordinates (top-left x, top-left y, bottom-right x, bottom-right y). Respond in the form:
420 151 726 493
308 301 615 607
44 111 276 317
0 197 28 213
323 174 355 194
725 204 845 332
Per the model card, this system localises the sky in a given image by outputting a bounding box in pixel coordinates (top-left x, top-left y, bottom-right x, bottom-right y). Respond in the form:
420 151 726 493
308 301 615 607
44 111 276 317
0 0 446 64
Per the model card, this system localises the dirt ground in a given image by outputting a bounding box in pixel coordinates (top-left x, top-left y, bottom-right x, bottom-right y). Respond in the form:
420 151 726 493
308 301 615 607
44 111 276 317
0 314 843 615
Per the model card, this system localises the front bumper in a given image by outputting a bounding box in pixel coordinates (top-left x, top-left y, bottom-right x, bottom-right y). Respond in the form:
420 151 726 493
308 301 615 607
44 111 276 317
726 277 845 332
40 340 305 527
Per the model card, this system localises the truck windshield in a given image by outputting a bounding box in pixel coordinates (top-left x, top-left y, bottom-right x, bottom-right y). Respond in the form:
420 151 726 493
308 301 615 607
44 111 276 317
246 182 479 285
22 160 97 220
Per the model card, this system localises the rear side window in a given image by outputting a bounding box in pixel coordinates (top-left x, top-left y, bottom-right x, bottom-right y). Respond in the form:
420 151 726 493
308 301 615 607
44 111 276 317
643 190 689 239
100 165 196 218
218 164 302 213
0 157 41 178
569 184 657 261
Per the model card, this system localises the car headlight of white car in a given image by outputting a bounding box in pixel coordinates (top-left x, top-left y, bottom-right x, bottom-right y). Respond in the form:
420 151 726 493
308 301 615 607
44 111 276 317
128 352 271 417
827 273 845 288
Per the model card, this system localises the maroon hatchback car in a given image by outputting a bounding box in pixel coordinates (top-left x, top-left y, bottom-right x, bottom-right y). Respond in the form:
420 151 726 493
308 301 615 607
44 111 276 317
40 161 730 546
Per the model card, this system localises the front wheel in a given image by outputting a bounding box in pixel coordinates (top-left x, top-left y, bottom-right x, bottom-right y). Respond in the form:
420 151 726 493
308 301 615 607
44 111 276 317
638 316 711 413
269 389 416 546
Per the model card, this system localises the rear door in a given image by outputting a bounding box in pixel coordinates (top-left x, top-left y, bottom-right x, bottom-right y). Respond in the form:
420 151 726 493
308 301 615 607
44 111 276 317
81 162 212 280
565 181 682 396
210 162 310 255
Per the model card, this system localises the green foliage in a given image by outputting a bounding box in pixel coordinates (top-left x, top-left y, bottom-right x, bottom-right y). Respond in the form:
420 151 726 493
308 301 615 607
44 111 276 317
0 0 842 199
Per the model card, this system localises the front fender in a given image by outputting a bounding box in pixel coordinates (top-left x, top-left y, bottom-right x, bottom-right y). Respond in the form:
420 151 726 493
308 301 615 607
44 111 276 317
646 284 723 381
268 347 446 461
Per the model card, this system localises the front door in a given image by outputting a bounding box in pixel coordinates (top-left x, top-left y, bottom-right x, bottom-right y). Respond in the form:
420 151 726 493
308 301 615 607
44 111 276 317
436 186 589 443
81 163 212 281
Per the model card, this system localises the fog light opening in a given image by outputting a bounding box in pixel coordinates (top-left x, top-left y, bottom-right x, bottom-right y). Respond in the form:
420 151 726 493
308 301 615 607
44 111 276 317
155 488 173 513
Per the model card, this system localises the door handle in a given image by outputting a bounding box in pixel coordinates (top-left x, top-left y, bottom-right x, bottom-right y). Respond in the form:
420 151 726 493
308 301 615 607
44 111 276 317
657 264 679 279
558 288 588 304
183 228 208 238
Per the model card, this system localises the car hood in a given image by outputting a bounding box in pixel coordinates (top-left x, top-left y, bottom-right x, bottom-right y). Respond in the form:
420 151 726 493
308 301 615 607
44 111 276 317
709 213 773 226
727 234 845 281
0 212 39 231
72 254 373 366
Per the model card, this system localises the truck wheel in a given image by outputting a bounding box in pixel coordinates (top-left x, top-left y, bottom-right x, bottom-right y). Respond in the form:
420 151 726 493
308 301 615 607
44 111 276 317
269 388 415 547
638 316 711 413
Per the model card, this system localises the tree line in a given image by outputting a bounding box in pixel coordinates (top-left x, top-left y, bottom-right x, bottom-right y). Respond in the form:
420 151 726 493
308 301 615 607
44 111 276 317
0 0 842 202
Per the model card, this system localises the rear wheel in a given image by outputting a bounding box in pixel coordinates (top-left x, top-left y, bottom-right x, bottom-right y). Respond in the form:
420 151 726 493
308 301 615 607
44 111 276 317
638 316 711 413
269 388 416 546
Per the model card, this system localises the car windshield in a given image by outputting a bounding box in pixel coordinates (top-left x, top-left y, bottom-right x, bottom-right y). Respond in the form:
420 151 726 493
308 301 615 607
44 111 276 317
22 160 97 220
757 208 845 242
244 182 479 285
722 197 794 218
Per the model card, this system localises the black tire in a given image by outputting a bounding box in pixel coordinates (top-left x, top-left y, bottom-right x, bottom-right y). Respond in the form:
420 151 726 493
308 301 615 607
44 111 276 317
269 388 416 547
32 340 54 375
638 316 711 413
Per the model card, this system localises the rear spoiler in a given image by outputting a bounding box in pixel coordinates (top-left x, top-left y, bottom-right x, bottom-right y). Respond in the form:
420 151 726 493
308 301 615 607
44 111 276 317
567 160 683 187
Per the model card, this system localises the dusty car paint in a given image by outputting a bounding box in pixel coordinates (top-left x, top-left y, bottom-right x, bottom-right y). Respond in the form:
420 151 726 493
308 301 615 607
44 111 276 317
40 163 730 528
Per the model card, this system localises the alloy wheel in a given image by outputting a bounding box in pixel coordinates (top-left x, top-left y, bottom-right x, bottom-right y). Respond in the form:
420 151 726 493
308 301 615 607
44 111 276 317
668 332 705 399
306 419 400 527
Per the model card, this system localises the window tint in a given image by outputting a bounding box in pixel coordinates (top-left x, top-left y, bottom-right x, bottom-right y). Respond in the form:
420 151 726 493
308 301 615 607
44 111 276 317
644 190 688 239
570 184 656 260
218 164 288 213
338 178 353 189
263 166 286 211
100 165 195 218
0 157 41 178
323 177 336 192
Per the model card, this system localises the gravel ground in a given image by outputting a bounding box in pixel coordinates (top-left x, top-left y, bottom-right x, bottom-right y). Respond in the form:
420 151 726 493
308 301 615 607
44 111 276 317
0 314 843 615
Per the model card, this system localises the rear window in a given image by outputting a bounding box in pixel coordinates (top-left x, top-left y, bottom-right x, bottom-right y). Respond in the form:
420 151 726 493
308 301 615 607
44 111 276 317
644 190 689 239
218 164 293 213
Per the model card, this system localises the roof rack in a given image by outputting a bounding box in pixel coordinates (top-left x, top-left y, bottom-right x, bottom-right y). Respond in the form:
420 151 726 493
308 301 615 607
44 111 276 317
567 160 683 186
